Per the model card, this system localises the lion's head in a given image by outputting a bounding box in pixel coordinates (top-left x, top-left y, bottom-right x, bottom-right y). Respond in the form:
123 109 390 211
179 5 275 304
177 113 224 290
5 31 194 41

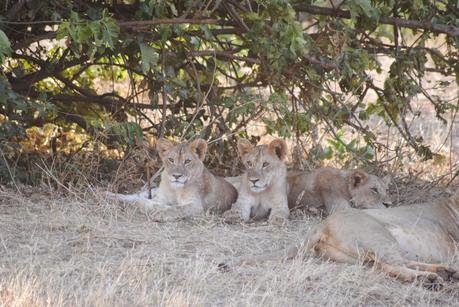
157 138 207 188
238 138 287 193
347 170 392 209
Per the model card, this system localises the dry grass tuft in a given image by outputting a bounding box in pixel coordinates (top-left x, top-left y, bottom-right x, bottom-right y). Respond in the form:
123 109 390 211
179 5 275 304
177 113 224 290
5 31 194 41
0 186 458 306
108 145 161 194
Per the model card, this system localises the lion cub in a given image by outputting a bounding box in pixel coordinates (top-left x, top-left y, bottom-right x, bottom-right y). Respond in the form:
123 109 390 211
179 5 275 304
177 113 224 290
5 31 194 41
288 167 392 214
150 138 237 221
223 138 290 225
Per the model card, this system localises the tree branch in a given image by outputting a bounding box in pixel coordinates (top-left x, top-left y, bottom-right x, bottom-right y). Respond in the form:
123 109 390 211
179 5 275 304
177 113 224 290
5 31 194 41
12 32 57 50
10 53 89 93
118 18 220 29
293 4 459 36
160 47 167 138
181 50 260 64
52 94 167 111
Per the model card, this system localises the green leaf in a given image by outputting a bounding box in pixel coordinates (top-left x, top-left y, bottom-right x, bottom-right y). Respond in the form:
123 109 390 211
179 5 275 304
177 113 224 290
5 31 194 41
200 25 213 40
0 30 12 63
139 43 158 73
169 3 178 16
356 0 376 18
100 17 120 49
347 0 379 21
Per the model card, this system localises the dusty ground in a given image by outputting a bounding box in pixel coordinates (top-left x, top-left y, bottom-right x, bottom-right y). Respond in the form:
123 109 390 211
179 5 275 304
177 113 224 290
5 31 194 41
0 184 458 307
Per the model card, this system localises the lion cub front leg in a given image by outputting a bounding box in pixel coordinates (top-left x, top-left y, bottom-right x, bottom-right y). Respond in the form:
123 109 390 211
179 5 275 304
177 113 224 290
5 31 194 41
222 195 255 223
267 194 289 226
151 193 204 222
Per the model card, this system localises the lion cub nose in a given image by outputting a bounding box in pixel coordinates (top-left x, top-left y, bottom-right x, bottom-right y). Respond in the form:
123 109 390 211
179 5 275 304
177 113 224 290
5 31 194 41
249 178 259 185
172 174 182 180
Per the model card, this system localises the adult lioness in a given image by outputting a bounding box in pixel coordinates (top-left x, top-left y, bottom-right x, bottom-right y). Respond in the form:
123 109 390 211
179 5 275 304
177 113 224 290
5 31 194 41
288 167 392 214
220 190 459 284
223 138 290 225
147 138 237 221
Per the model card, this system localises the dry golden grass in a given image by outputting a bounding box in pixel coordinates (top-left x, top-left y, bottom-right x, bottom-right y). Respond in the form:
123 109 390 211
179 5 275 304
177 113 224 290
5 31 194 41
1 185 458 307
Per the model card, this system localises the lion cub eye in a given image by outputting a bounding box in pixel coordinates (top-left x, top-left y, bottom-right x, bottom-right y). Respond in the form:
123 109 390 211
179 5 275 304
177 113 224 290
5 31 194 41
168 157 174 163
246 161 253 167
184 159 192 165
262 162 270 168
371 187 379 194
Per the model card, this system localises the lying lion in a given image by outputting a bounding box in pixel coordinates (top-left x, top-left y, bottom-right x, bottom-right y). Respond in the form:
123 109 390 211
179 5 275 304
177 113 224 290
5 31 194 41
288 167 392 214
133 138 237 221
223 138 290 225
220 190 459 284
226 167 392 216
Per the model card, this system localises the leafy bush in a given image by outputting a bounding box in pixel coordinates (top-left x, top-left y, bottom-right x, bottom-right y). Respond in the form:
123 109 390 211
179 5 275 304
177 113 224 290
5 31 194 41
0 0 458 178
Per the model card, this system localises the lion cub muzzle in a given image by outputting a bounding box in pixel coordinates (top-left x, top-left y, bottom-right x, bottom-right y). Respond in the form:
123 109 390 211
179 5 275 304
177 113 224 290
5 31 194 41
169 171 189 187
247 172 268 192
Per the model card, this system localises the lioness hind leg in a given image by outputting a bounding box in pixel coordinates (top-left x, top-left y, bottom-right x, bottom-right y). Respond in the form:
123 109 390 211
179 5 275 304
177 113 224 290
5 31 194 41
376 261 443 287
315 242 359 264
406 261 459 281
314 241 443 286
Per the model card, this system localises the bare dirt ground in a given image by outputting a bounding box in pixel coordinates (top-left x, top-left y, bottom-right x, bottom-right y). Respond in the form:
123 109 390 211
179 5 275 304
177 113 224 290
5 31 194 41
1 184 458 307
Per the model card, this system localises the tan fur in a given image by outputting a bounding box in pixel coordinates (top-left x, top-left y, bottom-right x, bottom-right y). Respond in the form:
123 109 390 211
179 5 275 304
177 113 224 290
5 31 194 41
150 138 237 221
223 138 289 225
288 167 392 214
221 190 459 284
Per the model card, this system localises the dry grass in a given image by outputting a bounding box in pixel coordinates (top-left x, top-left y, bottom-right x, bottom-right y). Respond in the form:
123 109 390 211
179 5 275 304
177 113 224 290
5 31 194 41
0 185 458 307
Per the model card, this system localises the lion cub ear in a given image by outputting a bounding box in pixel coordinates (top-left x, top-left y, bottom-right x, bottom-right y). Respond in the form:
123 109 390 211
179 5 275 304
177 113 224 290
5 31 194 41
348 170 369 188
189 139 208 161
267 138 287 161
157 138 175 160
237 138 254 159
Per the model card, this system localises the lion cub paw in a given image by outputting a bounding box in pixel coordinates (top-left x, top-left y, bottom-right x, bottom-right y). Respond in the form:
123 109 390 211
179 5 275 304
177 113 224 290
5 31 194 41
149 210 177 222
436 266 459 282
419 273 444 291
222 209 241 224
268 214 288 226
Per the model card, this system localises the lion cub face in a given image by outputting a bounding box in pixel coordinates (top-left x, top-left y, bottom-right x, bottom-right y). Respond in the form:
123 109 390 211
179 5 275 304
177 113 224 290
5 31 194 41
348 171 392 209
157 139 207 188
238 138 287 193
